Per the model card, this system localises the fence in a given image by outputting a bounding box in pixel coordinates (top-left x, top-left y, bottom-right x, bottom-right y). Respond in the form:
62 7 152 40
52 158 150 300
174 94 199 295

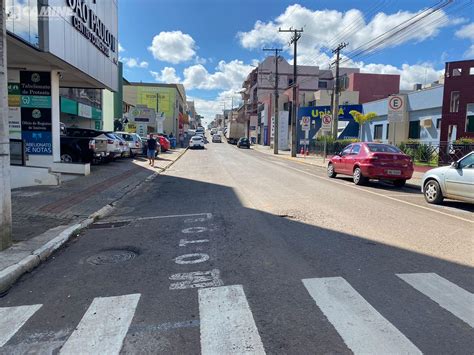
9 139 26 166
305 140 473 167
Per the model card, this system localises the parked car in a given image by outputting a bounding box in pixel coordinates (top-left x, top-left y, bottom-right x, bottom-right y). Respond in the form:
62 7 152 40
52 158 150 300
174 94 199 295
102 132 123 159
63 127 116 161
109 133 130 158
421 152 474 204
189 135 205 149
327 142 414 186
115 132 143 157
157 135 170 152
212 134 222 143
211 128 218 135
237 137 250 149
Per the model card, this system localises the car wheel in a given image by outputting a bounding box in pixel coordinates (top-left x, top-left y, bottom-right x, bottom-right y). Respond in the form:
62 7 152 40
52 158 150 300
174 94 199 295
394 179 406 187
353 167 367 185
424 179 444 204
327 163 337 178
61 152 75 163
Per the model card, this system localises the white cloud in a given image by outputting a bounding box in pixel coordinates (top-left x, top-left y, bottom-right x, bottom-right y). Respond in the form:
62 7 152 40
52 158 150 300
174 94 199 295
455 22 474 40
194 56 207 65
150 67 181 83
465 44 474 58
187 96 224 123
238 4 456 67
119 43 125 52
148 31 196 64
122 57 149 69
183 60 254 90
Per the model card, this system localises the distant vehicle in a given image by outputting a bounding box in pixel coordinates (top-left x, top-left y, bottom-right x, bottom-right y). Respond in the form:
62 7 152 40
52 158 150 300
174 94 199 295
237 137 250 149
211 128 218 135
115 132 143 157
212 134 222 143
226 121 245 144
189 135 205 149
327 142 413 186
421 151 474 204
156 135 170 152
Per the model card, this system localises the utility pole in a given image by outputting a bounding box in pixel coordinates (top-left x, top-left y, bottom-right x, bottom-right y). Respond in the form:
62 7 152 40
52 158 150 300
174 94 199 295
0 0 12 250
263 48 282 154
279 27 303 157
331 42 348 140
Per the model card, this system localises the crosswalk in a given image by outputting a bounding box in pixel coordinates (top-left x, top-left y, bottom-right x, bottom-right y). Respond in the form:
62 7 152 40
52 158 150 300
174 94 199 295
0 272 472 354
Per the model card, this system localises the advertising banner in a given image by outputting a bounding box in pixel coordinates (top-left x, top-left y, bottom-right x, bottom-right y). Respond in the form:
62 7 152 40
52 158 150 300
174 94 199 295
20 71 52 155
8 83 21 139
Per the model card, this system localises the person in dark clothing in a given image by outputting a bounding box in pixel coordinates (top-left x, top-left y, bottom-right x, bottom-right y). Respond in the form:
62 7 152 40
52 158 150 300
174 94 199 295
147 134 158 167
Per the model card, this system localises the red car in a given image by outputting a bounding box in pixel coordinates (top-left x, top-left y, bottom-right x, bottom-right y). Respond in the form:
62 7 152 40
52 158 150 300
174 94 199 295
157 135 170 152
327 142 413 187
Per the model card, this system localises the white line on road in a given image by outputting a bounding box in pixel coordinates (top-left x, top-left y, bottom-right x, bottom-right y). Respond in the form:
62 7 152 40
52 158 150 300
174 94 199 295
181 226 207 234
282 164 473 224
0 304 42 347
174 253 209 265
94 213 213 225
179 238 209 247
60 293 141 355
397 273 474 327
199 285 265 354
302 277 421 355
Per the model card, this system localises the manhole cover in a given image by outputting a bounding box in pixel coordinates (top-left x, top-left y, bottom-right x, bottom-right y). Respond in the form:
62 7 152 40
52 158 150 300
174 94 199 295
86 249 137 265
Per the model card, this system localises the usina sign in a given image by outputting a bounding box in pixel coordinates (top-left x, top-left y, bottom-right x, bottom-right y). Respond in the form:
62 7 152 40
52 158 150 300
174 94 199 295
66 0 117 57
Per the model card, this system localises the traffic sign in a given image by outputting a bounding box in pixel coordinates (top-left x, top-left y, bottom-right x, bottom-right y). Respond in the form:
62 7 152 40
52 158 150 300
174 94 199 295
301 116 311 131
321 114 332 131
388 95 405 123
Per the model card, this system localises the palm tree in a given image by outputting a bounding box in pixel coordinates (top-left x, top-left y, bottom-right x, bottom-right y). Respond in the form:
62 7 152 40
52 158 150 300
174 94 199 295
349 110 377 141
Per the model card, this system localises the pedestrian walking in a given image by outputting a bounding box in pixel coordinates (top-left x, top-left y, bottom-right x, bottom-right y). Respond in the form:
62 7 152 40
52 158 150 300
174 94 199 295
147 134 158 167
179 134 184 148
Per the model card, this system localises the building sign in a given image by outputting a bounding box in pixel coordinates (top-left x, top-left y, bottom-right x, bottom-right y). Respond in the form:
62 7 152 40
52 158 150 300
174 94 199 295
387 95 406 123
67 0 117 57
78 103 92 118
20 71 52 155
8 83 21 139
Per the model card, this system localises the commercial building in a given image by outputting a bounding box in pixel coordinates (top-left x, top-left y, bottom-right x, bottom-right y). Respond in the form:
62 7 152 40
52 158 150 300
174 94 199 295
123 83 187 137
6 0 119 186
439 60 474 143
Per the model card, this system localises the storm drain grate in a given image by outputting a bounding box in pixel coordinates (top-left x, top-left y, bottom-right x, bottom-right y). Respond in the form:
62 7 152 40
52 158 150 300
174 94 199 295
86 248 138 265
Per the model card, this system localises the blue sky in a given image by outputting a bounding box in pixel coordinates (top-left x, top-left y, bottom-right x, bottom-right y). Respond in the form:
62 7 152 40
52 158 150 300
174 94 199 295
118 0 474 123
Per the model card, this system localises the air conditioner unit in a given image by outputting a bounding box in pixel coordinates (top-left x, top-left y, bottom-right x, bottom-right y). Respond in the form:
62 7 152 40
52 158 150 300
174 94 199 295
421 119 432 128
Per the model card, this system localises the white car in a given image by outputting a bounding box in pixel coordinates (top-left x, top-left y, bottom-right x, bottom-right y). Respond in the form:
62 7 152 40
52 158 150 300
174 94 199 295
115 132 143 157
212 134 222 143
189 135 205 149
421 152 474 204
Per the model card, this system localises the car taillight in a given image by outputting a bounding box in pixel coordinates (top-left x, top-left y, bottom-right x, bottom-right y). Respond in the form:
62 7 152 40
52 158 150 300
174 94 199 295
107 139 114 144
363 155 379 164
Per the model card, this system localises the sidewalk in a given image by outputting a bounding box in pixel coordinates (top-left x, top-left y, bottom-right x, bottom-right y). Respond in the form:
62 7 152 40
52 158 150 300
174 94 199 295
0 148 187 294
252 145 425 189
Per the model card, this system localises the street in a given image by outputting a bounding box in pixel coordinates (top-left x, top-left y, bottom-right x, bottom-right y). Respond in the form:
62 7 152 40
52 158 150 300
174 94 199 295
0 140 473 354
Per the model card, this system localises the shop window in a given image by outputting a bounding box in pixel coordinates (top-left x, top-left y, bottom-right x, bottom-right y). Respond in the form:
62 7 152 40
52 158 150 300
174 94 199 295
386 123 390 139
452 68 462 76
450 91 460 113
374 124 383 140
467 104 474 133
409 121 420 139
288 77 294 87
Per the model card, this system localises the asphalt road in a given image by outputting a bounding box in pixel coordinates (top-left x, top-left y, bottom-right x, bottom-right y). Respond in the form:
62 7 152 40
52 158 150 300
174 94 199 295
1 138 473 354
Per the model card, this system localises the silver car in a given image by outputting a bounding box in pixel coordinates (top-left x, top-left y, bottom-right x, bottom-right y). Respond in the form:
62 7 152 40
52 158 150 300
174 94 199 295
421 152 474 204
115 132 143 157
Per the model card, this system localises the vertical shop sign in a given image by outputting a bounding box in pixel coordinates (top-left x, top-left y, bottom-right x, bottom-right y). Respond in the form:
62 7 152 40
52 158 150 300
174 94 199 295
20 71 52 155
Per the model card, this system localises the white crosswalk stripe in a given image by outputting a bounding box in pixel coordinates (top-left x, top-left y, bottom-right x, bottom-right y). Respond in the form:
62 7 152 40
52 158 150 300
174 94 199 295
199 285 266 354
397 272 474 328
302 277 421 355
59 293 141 355
0 304 42 347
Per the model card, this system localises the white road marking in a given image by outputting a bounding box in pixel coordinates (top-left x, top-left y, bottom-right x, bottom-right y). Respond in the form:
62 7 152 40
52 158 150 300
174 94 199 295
397 273 474 327
60 293 141 355
169 269 224 290
181 226 207 234
199 285 265 354
179 238 209 247
302 277 421 355
174 253 209 264
94 213 213 225
281 164 473 224
0 304 42 347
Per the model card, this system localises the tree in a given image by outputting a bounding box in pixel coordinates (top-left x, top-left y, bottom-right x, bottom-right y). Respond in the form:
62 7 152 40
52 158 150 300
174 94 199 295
349 110 377 141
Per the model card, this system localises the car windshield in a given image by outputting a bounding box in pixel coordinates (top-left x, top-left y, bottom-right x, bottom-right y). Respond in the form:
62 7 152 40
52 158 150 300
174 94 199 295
366 144 400 153
119 134 133 141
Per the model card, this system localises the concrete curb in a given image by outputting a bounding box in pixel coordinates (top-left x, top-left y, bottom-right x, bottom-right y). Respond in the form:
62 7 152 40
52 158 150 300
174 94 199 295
0 149 189 295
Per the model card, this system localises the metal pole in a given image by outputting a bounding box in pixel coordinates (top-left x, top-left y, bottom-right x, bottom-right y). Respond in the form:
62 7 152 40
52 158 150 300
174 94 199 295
0 0 12 250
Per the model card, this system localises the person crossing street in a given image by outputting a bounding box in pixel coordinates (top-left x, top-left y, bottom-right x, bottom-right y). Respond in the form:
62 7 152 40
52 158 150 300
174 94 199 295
146 134 158 167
